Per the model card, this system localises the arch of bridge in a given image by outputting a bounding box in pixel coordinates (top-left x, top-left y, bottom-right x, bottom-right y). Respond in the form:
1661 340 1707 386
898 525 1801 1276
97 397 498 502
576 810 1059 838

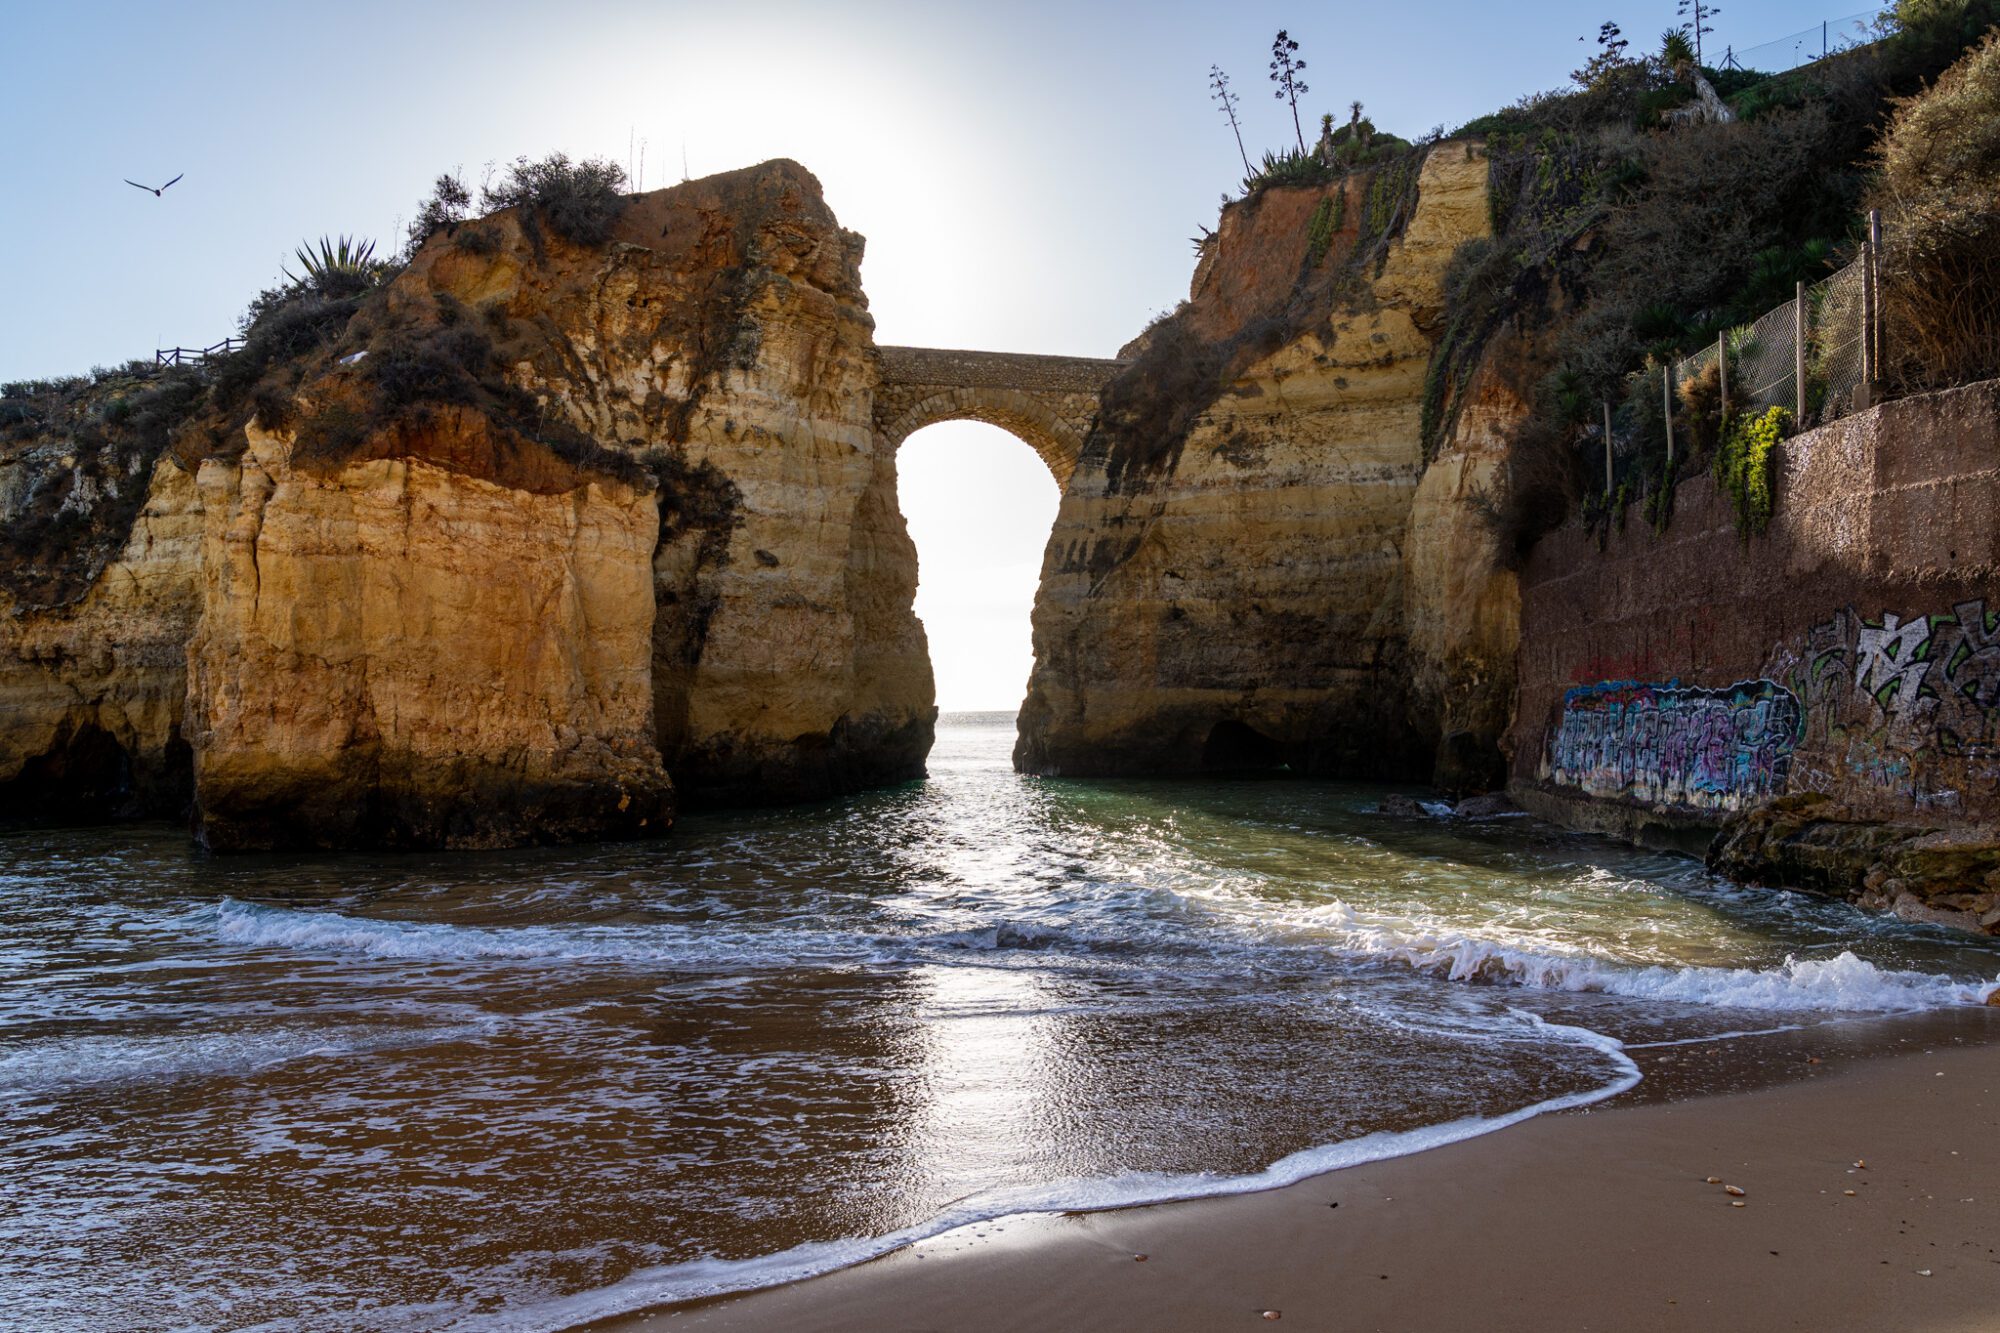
873 347 1125 487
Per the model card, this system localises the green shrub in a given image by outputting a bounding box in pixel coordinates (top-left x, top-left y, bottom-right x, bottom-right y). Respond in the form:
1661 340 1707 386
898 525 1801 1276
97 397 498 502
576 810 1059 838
369 327 493 411
1714 405 1791 533
481 153 628 247
405 173 471 257
1642 458 1679 532
214 292 365 411
1241 147 1336 195
1304 195 1338 266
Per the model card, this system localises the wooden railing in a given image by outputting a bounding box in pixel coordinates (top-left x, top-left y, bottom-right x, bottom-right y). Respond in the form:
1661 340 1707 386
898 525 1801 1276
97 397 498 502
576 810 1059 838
154 337 245 367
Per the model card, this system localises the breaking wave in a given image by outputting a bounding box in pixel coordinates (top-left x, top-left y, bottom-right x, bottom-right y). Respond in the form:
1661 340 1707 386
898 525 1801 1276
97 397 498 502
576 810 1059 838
209 898 873 971
1320 915 1999 1012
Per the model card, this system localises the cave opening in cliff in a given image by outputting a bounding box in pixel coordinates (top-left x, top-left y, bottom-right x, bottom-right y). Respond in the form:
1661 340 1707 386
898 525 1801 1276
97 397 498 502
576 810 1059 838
1199 720 1289 774
895 421 1061 715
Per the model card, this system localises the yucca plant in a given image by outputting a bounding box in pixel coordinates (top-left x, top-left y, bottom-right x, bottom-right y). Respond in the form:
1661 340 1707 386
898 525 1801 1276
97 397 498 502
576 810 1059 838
283 235 384 298
1660 28 1696 77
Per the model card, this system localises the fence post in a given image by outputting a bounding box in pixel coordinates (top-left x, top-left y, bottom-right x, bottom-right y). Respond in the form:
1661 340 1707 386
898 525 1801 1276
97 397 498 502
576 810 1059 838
1717 331 1729 422
1663 364 1674 467
1859 244 1875 411
1795 279 1808 425
1868 207 1884 403
1602 399 1614 495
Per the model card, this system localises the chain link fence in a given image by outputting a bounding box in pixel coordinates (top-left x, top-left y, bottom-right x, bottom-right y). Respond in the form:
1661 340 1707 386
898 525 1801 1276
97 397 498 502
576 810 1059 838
1722 7 1887 75
1588 237 1885 496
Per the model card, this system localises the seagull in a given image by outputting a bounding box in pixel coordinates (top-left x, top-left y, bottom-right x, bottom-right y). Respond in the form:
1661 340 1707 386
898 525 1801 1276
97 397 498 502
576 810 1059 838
124 173 183 197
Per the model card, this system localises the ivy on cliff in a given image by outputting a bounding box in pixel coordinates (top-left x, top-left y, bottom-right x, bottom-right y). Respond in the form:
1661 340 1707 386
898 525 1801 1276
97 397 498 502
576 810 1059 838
1714 405 1790 535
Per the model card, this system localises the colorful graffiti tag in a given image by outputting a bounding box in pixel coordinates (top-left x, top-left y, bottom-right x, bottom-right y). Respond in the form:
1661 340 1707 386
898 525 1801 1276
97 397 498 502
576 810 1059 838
1785 599 2000 812
1544 679 1803 811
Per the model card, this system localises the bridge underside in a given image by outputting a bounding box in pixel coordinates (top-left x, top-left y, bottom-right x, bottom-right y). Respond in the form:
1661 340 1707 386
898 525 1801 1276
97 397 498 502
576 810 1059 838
873 346 1125 487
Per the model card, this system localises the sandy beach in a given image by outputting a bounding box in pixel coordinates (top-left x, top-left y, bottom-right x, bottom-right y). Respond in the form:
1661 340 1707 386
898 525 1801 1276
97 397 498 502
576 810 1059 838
592 1012 2000 1332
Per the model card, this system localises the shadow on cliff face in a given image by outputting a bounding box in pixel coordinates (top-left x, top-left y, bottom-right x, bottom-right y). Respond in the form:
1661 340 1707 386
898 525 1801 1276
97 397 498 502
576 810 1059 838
0 723 192 827
1200 720 1287 774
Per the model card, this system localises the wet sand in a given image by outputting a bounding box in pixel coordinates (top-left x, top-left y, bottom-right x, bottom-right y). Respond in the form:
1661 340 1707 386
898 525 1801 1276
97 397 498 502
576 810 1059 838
589 1011 2000 1332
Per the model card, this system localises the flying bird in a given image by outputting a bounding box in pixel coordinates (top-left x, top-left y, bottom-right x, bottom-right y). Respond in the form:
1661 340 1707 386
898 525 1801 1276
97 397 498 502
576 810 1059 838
124 173 183 197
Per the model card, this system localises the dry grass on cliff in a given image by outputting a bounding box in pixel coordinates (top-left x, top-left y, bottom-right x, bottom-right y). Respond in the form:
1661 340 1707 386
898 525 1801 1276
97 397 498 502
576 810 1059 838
287 307 654 493
1869 28 2000 390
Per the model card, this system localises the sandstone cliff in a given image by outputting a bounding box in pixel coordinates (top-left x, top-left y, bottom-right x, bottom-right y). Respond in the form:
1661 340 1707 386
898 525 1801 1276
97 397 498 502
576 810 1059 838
0 422 200 820
0 160 934 848
1017 143 1515 786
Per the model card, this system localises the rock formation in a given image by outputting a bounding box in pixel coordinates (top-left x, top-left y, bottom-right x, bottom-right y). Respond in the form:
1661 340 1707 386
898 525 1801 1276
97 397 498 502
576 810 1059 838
0 437 201 821
0 160 935 848
1017 142 1515 785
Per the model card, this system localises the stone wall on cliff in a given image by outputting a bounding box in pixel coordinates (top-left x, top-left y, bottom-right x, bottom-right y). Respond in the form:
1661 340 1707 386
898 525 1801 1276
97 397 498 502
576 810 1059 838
1017 143 1510 783
1510 380 2000 928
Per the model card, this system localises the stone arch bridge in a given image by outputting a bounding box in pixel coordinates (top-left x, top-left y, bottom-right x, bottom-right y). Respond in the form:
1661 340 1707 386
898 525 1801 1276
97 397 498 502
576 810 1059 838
873 346 1127 486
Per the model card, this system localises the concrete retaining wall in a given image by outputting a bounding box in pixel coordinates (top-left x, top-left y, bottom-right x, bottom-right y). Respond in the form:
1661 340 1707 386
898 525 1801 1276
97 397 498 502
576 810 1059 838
1509 379 2000 842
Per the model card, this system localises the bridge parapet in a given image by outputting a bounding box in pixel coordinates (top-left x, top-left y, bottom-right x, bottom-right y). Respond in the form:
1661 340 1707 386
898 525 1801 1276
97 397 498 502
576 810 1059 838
872 346 1125 487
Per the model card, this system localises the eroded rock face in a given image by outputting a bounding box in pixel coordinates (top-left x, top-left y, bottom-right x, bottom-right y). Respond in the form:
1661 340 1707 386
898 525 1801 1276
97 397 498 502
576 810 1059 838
0 159 934 847
0 453 201 821
1403 335 1547 793
185 418 670 851
1018 144 1503 781
410 161 935 806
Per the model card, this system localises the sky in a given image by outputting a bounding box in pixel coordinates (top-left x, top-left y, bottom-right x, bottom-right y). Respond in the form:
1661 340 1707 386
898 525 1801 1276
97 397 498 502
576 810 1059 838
1 0 1868 708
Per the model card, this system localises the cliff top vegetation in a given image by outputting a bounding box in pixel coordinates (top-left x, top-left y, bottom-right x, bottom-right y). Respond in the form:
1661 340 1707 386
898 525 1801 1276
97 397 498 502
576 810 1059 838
1422 0 2000 557
0 156 836 611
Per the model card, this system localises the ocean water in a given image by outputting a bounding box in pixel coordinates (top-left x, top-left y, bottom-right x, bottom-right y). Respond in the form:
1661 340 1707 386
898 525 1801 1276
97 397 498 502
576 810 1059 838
4 712 1998 1331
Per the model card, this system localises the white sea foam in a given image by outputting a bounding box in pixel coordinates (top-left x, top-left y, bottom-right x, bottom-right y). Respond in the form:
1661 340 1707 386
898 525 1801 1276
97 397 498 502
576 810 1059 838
1320 914 1999 1012
209 898 871 971
479 1016 1640 1332
0 1020 491 1096
213 894 2000 1017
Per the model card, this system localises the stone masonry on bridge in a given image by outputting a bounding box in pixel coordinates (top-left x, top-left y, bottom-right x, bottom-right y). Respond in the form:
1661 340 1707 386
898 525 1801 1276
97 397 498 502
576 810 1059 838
872 346 1126 486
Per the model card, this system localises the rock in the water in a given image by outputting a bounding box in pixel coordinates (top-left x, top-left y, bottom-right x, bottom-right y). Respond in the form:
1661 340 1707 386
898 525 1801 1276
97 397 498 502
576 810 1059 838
0 160 936 848
1453 793 1518 819
1709 795 2000 937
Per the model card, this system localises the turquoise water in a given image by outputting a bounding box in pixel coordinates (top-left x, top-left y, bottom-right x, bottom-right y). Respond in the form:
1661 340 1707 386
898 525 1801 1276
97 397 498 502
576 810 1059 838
4 712 1998 1330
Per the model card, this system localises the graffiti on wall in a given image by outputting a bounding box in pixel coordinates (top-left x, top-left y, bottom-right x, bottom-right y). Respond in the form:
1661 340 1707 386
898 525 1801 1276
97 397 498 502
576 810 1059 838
1543 678 1803 811
1783 599 2000 813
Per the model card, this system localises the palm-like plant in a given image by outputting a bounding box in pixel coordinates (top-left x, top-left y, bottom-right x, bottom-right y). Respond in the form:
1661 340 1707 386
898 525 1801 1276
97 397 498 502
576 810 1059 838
283 235 382 295
1661 28 1697 78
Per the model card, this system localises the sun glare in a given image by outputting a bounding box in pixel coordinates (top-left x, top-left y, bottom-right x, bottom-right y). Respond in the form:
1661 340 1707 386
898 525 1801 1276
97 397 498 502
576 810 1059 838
897 420 1062 713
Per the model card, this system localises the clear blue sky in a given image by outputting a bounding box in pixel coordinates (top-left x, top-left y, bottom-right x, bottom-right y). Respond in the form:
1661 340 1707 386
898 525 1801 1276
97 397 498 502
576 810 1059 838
0 0 1868 707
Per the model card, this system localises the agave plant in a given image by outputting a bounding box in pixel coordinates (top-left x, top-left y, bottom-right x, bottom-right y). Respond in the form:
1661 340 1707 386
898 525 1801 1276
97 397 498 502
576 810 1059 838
1661 27 1697 76
282 235 382 295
